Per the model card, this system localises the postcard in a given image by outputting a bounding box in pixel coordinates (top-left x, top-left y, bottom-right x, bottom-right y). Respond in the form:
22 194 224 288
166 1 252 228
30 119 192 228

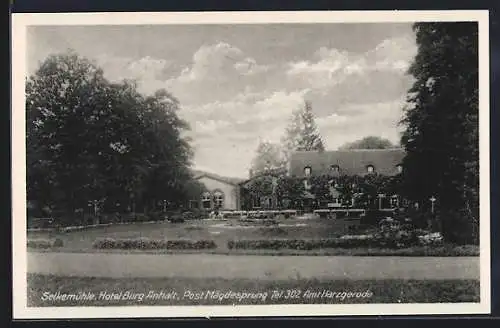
11 10 490 318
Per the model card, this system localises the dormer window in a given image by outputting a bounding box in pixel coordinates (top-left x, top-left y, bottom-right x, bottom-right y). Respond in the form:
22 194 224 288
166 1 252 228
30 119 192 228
330 165 340 173
366 165 375 173
396 164 403 173
304 166 312 177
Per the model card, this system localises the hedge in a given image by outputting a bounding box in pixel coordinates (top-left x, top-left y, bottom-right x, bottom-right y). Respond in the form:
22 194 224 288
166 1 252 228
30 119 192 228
92 238 217 250
227 234 422 250
27 238 64 249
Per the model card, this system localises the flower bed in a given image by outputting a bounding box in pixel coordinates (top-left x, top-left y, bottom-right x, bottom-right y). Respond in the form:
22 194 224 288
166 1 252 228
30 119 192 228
227 230 444 250
92 238 217 250
227 237 377 250
27 238 64 249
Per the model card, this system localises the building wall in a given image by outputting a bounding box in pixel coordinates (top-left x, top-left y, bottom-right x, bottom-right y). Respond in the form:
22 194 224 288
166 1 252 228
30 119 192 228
196 176 240 210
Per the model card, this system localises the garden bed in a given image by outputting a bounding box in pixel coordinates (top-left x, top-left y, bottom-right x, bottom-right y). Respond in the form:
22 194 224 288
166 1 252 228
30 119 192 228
27 238 64 249
92 237 217 250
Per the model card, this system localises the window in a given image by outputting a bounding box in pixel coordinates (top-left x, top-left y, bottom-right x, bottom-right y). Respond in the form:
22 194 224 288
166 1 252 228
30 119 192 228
252 196 261 208
304 166 312 176
390 195 399 208
201 192 211 209
396 164 403 173
330 165 340 173
214 191 224 209
366 165 375 173
267 197 273 208
303 179 311 190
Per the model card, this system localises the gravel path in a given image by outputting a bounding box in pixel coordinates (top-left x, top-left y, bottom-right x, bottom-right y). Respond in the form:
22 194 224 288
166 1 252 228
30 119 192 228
27 252 480 280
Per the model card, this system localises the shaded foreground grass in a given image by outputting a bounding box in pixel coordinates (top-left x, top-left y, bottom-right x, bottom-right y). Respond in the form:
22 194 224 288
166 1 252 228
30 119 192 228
27 274 479 306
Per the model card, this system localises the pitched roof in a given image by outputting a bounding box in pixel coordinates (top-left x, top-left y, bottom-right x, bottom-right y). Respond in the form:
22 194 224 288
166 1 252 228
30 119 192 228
191 169 245 186
289 148 405 177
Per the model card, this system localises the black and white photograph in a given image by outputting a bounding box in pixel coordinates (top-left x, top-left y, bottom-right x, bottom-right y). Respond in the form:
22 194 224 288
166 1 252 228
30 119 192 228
11 11 490 318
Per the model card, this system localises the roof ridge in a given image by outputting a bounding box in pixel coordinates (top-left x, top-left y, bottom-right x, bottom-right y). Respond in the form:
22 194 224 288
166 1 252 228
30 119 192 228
192 170 245 184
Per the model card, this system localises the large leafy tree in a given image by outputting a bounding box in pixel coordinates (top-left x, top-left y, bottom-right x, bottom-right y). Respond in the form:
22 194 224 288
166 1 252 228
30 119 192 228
400 22 479 243
27 52 111 214
249 141 287 178
281 100 325 160
26 51 195 219
339 136 397 150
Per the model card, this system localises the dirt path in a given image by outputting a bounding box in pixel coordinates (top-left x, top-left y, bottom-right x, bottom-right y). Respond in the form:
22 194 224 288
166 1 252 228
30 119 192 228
27 252 480 280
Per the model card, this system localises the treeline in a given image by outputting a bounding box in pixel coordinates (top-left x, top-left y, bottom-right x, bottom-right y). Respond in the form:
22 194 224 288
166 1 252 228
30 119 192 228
401 22 479 244
26 51 205 221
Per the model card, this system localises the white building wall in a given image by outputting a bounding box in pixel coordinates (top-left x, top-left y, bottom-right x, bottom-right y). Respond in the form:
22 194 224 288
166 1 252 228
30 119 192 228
196 176 240 210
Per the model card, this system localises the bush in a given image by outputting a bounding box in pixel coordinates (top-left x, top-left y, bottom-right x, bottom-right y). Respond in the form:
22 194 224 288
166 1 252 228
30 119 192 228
182 209 208 220
227 237 377 250
147 211 166 222
418 232 444 246
359 209 386 226
440 208 479 245
375 217 421 248
92 238 217 250
27 238 63 248
168 215 185 223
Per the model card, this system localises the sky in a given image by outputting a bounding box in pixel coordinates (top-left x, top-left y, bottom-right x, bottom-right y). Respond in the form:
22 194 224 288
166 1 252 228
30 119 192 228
27 23 418 179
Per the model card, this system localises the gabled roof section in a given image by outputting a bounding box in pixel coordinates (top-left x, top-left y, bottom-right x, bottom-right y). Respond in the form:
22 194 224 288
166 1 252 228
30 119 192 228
191 169 245 186
289 148 405 177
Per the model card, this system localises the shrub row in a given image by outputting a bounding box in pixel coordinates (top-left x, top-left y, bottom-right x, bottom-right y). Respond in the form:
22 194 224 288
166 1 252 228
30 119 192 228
27 238 64 248
227 237 377 250
227 231 439 250
92 238 217 250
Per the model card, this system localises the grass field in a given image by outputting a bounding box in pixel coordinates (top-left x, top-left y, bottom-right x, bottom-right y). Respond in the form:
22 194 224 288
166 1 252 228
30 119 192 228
27 217 364 252
27 217 479 256
27 274 480 306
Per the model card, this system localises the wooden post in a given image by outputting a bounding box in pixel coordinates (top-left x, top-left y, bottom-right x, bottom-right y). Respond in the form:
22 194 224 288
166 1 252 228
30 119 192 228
430 196 436 214
378 194 385 210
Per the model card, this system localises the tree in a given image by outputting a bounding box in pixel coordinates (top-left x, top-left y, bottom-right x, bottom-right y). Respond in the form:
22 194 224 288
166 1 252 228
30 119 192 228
400 22 479 244
26 51 196 221
281 100 325 160
26 51 111 216
275 176 306 209
339 136 396 150
249 141 287 177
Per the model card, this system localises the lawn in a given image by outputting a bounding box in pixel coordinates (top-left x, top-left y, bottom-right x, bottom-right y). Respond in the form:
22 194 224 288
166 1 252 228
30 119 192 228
27 217 479 256
27 273 480 306
27 217 363 252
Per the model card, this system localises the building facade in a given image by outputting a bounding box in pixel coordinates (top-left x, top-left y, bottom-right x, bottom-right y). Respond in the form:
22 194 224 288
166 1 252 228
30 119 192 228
190 148 406 212
190 171 244 211
288 148 406 211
